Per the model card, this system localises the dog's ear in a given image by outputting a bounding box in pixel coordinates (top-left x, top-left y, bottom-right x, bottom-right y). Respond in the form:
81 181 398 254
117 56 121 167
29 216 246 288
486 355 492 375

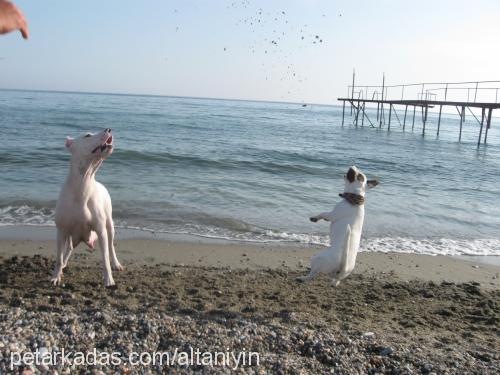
367 179 379 189
346 168 356 183
65 137 74 149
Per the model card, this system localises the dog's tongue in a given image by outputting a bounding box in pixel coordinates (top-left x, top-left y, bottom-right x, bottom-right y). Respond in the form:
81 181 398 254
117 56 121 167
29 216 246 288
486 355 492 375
91 136 112 154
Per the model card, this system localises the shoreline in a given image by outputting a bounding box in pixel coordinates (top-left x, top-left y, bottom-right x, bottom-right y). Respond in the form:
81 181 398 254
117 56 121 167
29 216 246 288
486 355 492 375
1 224 499 267
0 227 498 289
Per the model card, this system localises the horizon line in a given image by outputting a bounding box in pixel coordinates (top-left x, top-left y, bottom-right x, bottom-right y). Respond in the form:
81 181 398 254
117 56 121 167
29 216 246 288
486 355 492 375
1 87 498 118
0 87 338 108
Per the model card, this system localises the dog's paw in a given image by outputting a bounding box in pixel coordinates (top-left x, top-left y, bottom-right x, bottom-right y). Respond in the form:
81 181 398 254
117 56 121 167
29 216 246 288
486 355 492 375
295 275 309 283
50 273 62 286
310 217 318 223
112 262 124 271
104 277 116 288
331 279 341 287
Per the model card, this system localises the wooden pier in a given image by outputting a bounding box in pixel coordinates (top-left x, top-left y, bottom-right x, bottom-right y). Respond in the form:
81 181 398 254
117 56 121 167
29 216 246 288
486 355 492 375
338 72 500 146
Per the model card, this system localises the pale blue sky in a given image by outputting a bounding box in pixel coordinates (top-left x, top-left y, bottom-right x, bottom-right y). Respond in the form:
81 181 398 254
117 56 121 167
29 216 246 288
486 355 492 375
1 0 500 104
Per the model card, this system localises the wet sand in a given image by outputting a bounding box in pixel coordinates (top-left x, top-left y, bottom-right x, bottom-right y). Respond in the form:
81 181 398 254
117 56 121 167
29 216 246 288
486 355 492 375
1 237 499 288
0 238 499 373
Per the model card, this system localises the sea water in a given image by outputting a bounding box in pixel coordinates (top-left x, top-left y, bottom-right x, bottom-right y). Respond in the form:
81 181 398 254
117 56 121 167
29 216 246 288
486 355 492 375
1 89 499 256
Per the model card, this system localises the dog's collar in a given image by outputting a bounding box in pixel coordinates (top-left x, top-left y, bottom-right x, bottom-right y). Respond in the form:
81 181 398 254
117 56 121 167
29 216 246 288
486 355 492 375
339 192 365 205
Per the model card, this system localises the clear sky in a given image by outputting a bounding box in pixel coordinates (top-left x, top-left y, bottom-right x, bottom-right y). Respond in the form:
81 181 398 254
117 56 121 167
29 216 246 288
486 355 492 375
1 0 500 104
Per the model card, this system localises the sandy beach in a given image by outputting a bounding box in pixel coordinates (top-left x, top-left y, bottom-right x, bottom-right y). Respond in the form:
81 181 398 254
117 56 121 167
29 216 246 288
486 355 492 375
1 234 499 374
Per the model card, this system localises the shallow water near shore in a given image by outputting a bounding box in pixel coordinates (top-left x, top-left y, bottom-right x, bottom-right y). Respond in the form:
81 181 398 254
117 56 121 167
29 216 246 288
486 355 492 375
1 89 500 256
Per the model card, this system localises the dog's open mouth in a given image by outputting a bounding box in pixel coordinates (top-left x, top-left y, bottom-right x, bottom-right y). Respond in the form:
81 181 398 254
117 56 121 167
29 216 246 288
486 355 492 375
91 135 113 154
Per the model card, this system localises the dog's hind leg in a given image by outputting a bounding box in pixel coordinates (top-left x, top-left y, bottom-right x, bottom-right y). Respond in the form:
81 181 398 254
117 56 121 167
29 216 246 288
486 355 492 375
295 269 318 283
51 230 68 286
296 253 324 282
62 236 74 269
107 219 123 271
336 225 352 279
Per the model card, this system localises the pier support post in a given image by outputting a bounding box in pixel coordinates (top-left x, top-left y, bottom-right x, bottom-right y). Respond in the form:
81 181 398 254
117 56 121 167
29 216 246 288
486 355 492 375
403 105 408 131
355 101 360 127
379 73 385 128
422 105 428 136
342 100 345 127
412 106 416 131
437 105 443 136
361 102 366 127
459 105 465 141
388 104 392 130
379 104 383 128
478 107 485 147
484 108 492 144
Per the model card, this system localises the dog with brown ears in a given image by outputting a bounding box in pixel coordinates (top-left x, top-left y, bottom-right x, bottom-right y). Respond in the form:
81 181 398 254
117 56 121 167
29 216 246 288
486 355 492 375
297 166 378 286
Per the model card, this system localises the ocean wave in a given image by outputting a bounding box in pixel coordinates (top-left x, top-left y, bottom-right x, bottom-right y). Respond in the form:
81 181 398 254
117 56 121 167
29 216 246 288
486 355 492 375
360 237 500 257
110 224 500 256
0 204 55 226
111 149 331 176
1 203 499 257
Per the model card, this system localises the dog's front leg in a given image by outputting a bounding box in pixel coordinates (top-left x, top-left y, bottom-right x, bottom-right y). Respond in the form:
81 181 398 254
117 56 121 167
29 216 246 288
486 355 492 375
51 230 67 286
310 211 336 222
97 227 115 287
107 219 123 271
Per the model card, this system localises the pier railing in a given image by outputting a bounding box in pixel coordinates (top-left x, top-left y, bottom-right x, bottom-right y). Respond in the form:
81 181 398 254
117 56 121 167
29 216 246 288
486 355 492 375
347 80 500 104
338 75 500 146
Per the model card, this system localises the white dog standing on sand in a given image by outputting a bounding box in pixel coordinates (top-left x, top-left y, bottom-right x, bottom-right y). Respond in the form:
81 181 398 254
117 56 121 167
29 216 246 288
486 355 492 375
297 166 378 286
51 128 123 287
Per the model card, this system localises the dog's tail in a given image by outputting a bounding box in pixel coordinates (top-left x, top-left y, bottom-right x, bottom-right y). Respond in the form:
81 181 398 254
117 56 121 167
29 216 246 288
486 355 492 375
339 224 352 275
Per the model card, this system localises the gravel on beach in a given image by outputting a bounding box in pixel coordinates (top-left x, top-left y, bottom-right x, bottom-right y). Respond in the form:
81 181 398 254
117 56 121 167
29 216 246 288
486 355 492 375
0 254 498 374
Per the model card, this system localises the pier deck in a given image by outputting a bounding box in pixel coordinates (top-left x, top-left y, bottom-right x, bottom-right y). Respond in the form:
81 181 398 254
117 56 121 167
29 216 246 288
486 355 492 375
339 73 500 146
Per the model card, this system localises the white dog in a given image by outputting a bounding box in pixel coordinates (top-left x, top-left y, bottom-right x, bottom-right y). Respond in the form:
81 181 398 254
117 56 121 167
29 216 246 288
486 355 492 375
51 128 123 287
297 166 378 286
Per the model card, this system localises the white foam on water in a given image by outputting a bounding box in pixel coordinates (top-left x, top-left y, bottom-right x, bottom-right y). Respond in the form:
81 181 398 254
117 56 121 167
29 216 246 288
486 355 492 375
1 205 499 257
360 237 500 257
116 224 500 257
0 205 55 226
